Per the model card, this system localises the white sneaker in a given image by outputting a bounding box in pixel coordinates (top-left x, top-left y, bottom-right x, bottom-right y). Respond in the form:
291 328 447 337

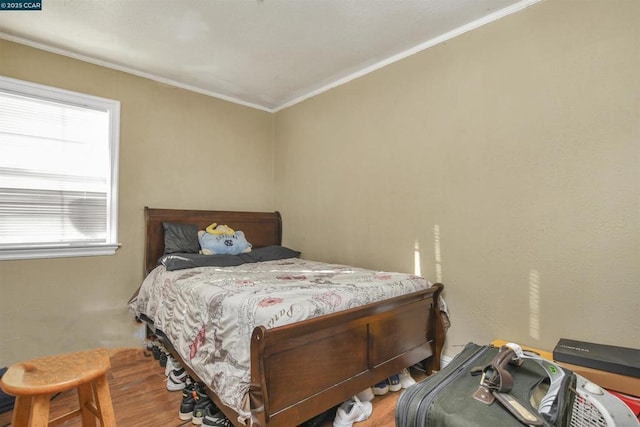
399 368 416 388
372 380 389 396
333 396 373 427
165 355 180 376
167 367 188 391
388 374 402 392
355 387 374 402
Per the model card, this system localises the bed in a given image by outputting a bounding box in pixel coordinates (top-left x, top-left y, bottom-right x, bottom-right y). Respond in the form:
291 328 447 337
129 207 447 427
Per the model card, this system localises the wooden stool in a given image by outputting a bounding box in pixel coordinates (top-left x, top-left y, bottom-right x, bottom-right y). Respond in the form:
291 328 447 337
0 348 116 427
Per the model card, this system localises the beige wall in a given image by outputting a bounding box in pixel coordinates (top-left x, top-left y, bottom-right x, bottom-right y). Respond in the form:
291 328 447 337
0 40 275 366
274 0 640 357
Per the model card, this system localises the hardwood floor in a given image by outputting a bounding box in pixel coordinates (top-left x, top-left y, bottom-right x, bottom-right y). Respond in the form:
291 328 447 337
0 348 421 427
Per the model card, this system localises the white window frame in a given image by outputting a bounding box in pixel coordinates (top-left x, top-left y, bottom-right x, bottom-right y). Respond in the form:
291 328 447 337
0 75 120 260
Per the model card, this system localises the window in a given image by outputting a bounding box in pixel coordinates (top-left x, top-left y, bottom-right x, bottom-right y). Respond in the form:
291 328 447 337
0 76 120 260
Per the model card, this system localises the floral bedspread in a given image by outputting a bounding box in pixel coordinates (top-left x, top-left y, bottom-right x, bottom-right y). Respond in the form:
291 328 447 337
128 258 445 423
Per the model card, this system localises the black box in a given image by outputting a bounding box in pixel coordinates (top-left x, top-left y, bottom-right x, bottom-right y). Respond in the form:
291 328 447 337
553 338 640 378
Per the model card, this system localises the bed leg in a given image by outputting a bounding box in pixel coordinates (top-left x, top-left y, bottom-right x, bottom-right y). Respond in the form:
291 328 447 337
250 327 268 427
428 283 446 374
249 386 266 427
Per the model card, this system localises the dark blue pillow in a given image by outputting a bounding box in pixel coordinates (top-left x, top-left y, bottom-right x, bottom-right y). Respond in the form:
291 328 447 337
158 245 301 271
247 245 301 262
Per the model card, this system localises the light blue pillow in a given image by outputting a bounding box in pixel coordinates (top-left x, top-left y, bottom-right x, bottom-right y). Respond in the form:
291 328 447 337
198 230 252 255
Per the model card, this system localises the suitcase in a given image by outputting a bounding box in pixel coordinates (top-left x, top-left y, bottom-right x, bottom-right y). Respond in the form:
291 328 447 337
395 343 576 427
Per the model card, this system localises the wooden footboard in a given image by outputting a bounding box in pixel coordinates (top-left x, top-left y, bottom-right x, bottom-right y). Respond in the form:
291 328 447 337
249 283 444 427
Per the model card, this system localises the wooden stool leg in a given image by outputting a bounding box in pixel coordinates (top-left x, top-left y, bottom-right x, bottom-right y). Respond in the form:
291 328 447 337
29 394 52 427
93 374 116 427
77 382 98 427
11 395 33 427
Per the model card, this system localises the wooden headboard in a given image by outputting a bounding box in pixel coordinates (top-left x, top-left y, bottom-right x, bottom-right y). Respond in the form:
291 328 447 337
144 207 282 276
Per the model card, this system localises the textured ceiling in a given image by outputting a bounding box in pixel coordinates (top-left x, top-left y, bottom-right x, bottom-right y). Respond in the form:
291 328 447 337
0 0 539 112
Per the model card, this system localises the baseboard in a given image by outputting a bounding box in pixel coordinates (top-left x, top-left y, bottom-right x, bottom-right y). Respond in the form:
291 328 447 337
441 354 453 368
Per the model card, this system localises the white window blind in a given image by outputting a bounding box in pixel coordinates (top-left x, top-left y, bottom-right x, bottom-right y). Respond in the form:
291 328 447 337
0 76 120 260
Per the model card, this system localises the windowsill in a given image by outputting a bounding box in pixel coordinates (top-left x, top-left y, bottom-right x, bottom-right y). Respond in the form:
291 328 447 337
0 243 121 261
